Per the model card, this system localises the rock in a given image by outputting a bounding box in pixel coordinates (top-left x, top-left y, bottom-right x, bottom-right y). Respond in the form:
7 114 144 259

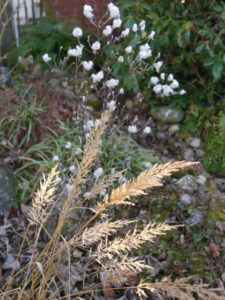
48 78 60 87
0 67 12 87
125 99 134 110
188 137 201 148
156 132 166 140
150 106 184 124
180 193 192 205
214 178 225 193
176 175 197 193
183 148 195 161
185 211 203 227
168 124 180 134
2 254 20 271
0 167 15 215
197 174 207 185
195 149 205 158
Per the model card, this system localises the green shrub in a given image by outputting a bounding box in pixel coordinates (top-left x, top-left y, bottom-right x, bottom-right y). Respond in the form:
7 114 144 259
7 18 74 66
116 0 225 108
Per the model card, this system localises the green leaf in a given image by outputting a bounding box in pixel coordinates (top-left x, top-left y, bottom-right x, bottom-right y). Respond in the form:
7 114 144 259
213 6 223 12
177 37 183 48
195 44 204 53
223 54 225 63
212 63 223 79
203 58 215 67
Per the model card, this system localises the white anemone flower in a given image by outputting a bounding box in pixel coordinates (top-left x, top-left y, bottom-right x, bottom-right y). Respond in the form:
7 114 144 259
143 126 152 134
153 84 162 94
118 56 124 63
83 5 94 19
128 125 138 133
42 53 51 63
91 41 101 52
82 60 93 71
125 46 132 53
91 71 104 83
170 79 179 89
103 25 113 36
150 76 159 85
148 31 155 40
72 27 83 38
52 155 59 162
138 43 152 59
65 142 72 149
139 20 146 31
132 23 138 32
108 3 120 19
113 18 122 28
121 28 130 37
106 78 119 88
94 167 103 180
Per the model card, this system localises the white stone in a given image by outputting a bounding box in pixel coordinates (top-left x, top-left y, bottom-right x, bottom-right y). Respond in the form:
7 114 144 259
180 193 191 205
2 254 20 271
197 175 206 185
189 137 201 148
168 124 180 134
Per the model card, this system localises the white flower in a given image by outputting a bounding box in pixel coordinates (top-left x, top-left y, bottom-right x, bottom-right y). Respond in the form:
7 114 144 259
148 30 155 40
103 25 112 36
128 125 138 133
52 155 59 162
106 78 119 88
160 73 165 80
153 84 162 94
139 20 146 31
132 23 138 32
108 3 120 19
95 119 101 126
138 43 152 59
86 120 94 130
85 132 90 139
121 28 130 37
84 191 91 198
107 100 116 109
180 89 186 95
69 165 76 172
100 189 107 197
143 126 152 134
125 46 132 53
75 148 82 155
91 41 101 52
72 27 83 38
162 84 173 97
150 76 159 85
118 174 127 184
82 60 93 71
119 88 124 94
94 167 103 180
65 142 72 149
68 45 83 57
167 74 174 81
118 56 124 62
113 18 122 28
91 70 104 83
170 79 179 89
153 61 163 73
42 53 51 63
83 4 94 19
